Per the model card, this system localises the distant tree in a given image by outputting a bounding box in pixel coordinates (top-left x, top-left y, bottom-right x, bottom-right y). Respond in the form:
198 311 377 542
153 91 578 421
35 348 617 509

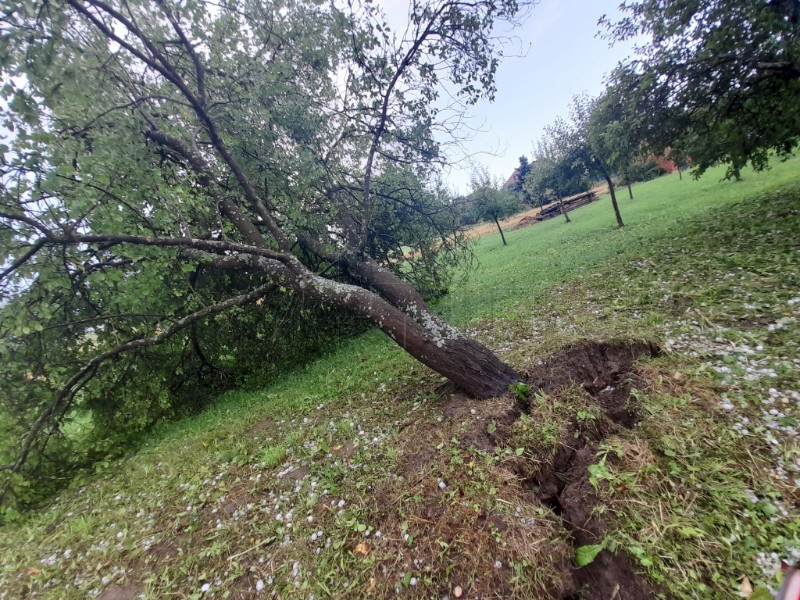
602 0 800 178
523 153 557 208
568 94 625 227
531 97 625 227
467 166 521 245
509 155 533 203
525 134 590 223
587 74 651 200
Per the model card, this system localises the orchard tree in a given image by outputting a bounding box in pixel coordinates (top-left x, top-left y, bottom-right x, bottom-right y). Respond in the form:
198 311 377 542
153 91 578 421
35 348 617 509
0 0 528 497
525 134 589 223
588 75 648 199
531 98 625 227
465 166 521 245
602 0 800 178
567 94 625 227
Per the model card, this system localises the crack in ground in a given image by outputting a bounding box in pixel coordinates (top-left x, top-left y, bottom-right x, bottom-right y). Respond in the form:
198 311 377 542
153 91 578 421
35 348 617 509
519 340 662 600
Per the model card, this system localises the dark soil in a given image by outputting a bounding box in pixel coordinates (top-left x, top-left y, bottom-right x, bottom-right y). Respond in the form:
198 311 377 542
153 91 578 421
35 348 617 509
522 340 662 599
527 340 659 428
375 340 662 599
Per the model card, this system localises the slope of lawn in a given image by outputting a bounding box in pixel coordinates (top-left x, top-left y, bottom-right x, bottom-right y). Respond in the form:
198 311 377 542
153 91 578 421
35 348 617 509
1 157 799 600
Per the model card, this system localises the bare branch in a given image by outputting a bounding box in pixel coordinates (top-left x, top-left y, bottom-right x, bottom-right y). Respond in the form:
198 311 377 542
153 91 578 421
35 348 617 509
0 240 45 282
0 210 51 235
43 231 293 264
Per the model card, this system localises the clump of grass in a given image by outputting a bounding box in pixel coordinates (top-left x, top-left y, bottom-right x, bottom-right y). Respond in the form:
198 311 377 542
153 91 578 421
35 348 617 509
593 367 798 598
506 388 609 467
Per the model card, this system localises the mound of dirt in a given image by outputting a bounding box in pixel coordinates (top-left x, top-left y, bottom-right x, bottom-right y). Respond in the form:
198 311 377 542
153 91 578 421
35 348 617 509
512 215 540 230
393 340 662 599
528 340 659 427
439 340 662 599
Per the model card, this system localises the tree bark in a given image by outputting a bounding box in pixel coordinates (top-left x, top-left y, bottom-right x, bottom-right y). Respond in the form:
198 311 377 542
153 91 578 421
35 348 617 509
603 173 625 228
493 215 508 246
558 193 571 223
343 258 520 396
627 181 633 200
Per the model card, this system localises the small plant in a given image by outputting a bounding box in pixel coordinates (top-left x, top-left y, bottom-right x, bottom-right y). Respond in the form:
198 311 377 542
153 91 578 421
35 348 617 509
575 542 605 567
260 444 286 468
509 382 531 403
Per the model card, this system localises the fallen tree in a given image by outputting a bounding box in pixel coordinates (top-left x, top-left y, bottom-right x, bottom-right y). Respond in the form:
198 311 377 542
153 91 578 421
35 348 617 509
0 0 528 499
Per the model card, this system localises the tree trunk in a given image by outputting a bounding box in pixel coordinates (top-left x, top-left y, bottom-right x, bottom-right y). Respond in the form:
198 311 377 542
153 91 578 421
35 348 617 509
198 251 522 399
677 165 683 180
308 271 519 397
603 173 624 228
323 258 521 397
627 181 633 200
558 193 571 223
493 215 508 246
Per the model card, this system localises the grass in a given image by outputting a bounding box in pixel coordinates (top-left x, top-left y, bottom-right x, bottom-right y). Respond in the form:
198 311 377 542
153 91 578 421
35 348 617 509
1 157 799 599
439 159 800 326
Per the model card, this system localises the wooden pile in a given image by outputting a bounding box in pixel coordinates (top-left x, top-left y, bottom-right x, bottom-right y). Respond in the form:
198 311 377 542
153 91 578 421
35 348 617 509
535 191 597 222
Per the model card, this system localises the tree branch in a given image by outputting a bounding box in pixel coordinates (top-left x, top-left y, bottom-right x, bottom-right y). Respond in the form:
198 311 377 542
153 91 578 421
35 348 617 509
0 282 276 493
0 240 45 282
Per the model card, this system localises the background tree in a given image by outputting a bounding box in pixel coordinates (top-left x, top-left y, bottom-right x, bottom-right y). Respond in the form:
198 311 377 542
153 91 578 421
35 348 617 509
525 134 590 223
0 0 527 502
602 0 800 178
508 155 533 204
568 94 625 227
465 166 522 245
528 97 624 227
587 75 650 199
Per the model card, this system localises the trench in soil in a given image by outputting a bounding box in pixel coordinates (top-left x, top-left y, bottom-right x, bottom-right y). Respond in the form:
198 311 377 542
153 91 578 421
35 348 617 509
513 340 661 600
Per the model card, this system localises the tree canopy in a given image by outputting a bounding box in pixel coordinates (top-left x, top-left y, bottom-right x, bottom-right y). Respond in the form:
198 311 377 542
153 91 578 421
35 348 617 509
461 165 521 244
603 0 800 177
0 0 528 503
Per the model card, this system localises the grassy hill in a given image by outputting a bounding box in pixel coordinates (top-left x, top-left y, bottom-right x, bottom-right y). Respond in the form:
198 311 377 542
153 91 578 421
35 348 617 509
2 158 799 599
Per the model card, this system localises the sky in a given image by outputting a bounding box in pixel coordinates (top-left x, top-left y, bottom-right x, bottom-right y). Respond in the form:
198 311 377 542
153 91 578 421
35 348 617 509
380 0 639 193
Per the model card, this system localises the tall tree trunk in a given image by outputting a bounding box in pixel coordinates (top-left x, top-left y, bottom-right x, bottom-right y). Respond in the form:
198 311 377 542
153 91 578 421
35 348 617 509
603 173 625 228
493 215 508 246
558 193 571 223
627 181 633 199
677 165 683 180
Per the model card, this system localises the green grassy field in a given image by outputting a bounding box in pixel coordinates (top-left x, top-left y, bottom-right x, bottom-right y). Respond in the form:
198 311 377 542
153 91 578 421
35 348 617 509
1 158 799 599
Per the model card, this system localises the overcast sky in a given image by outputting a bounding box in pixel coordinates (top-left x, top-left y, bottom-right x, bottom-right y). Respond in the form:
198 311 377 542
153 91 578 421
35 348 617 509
382 0 638 193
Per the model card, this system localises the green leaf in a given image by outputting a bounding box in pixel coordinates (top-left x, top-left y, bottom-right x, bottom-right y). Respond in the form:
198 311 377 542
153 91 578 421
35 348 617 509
678 526 703 539
486 421 496 434
575 544 604 567
515 447 525 456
